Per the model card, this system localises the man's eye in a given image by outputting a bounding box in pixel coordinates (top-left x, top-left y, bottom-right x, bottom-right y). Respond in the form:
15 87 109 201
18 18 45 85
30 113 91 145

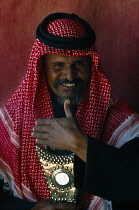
74 61 86 67
53 63 64 68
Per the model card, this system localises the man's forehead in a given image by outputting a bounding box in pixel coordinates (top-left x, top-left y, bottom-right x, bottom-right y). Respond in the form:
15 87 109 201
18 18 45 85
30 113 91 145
43 54 91 64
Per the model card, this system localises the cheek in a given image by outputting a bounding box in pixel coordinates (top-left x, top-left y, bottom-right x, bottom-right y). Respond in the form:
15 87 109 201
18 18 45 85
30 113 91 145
46 71 62 90
79 70 90 83
45 71 53 88
46 71 58 83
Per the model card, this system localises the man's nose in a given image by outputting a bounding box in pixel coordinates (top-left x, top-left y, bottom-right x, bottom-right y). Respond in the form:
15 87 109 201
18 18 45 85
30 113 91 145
64 65 77 81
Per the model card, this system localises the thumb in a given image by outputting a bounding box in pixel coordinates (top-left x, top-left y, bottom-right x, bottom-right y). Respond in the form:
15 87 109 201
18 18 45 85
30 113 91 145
64 100 81 131
64 99 73 118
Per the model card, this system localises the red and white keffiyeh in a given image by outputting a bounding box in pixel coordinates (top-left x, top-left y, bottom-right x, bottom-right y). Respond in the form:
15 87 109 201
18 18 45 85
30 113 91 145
0 16 139 210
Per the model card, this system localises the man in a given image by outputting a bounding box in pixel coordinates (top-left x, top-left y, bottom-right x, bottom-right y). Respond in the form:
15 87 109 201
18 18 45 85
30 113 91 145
1 12 139 210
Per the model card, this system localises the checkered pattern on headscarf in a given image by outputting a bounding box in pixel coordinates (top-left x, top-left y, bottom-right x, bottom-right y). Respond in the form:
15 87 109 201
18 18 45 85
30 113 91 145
47 18 86 37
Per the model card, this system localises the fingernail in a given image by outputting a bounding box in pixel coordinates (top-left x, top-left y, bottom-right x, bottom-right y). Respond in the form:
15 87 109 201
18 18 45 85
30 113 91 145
66 99 70 104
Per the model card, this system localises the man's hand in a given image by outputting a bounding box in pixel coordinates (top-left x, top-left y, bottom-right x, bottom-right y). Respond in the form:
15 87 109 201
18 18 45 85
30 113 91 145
31 199 77 210
32 99 87 161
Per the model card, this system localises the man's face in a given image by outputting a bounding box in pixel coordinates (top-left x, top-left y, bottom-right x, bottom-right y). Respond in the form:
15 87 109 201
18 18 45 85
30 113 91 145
43 54 91 105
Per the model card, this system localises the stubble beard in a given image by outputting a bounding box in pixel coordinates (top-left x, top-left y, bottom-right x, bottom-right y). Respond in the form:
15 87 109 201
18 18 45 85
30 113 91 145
54 78 85 105
56 90 82 106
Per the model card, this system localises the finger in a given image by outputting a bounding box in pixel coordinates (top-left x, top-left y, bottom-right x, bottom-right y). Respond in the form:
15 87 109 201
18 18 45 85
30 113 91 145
32 132 48 139
64 99 73 118
36 139 51 145
36 118 51 125
33 125 49 133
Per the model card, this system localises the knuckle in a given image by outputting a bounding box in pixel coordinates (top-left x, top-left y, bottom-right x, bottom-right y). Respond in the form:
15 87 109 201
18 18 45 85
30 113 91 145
37 118 47 125
36 119 41 124
36 139 44 145
34 125 41 132
39 125 43 132
40 132 45 139
42 118 47 124
33 126 37 132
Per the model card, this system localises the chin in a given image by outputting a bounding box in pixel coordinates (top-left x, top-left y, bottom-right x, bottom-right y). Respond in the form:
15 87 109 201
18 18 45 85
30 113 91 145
57 94 81 105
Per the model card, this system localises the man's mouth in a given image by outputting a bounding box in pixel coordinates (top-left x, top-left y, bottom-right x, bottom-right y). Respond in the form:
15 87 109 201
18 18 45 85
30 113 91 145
54 79 84 90
61 83 75 87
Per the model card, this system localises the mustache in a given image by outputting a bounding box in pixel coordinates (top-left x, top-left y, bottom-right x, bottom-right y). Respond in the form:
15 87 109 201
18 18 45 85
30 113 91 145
54 78 84 88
